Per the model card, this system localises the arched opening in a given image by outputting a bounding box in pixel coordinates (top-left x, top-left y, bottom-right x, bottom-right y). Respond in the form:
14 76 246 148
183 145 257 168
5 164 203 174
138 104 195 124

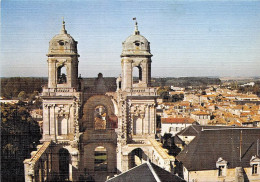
94 105 107 130
94 146 107 171
59 148 70 181
133 66 142 84
128 148 147 169
57 66 67 84
81 95 117 131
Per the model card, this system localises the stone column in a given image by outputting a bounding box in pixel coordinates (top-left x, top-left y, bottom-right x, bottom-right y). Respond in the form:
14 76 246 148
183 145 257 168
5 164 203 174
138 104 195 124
141 114 144 135
141 59 148 86
116 144 122 173
50 105 55 136
48 59 56 88
150 104 156 134
148 105 150 134
121 153 129 172
66 60 72 87
42 104 50 139
122 58 132 90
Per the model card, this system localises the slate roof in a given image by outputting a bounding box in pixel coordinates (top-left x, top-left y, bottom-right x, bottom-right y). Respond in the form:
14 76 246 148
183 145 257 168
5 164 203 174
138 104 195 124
176 125 245 137
174 135 185 145
176 128 260 171
106 162 185 182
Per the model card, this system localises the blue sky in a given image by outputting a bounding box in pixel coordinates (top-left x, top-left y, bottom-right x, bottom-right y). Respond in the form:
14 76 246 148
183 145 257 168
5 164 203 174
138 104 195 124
1 0 260 77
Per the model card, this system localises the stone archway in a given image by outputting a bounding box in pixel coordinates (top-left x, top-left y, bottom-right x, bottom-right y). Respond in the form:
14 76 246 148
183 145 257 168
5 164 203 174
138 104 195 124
81 95 117 131
82 143 117 173
128 148 148 169
94 146 107 171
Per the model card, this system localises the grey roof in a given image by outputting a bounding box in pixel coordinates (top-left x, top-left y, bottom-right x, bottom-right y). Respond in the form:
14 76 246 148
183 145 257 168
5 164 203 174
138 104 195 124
107 162 185 182
176 128 260 171
174 135 185 145
176 125 245 137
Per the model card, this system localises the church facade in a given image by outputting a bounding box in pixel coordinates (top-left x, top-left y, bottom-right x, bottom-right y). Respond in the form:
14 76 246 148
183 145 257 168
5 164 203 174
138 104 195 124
24 20 174 182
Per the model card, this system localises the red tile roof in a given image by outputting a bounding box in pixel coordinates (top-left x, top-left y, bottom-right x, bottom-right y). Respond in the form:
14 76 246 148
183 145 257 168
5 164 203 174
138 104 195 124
161 117 195 124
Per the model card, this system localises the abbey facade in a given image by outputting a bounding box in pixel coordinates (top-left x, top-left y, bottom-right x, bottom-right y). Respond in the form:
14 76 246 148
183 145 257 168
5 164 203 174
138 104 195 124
24 20 174 182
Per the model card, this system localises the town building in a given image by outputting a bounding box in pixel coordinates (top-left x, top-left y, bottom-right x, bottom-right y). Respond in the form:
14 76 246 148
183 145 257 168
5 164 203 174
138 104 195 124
161 117 195 136
176 128 260 182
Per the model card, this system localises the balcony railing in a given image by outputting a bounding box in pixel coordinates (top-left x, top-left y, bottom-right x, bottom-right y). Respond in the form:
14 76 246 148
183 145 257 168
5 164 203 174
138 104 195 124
125 87 157 96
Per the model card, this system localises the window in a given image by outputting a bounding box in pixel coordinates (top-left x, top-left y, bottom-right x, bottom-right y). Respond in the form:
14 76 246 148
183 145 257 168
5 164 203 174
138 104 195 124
57 66 67 84
58 40 65 46
252 164 258 175
133 66 142 84
94 105 107 130
250 156 260 175
94 146 107 171
216 157 227 177
218 165 225 176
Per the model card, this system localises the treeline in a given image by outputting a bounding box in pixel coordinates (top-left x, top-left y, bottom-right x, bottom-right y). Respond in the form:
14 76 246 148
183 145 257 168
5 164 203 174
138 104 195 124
1 77 222 99
1 102 41 181
1 77 47 99
151 77 221 87
238 81 260 96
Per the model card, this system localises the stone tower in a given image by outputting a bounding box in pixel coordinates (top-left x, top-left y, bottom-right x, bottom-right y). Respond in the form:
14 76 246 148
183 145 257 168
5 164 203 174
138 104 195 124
116 20 158 172
120 20 152 90
41 20 82 145
47 19 79 89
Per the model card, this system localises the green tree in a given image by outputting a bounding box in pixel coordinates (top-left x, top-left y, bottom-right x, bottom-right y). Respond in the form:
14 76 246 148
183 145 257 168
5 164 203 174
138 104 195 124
1 103 41 182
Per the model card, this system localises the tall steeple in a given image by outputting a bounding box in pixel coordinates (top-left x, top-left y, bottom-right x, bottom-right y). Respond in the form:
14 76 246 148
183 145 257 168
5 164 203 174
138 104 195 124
60 17 67 34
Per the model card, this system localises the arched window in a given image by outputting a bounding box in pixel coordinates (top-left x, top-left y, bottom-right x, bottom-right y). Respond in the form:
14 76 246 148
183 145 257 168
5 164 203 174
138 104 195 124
94 105 107 130
57 66 67 84
94 146 107 171
59 148 70 181
133 66 142 84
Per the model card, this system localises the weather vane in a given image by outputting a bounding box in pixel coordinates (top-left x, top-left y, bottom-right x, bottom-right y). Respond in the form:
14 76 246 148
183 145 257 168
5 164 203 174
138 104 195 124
133 17 139 35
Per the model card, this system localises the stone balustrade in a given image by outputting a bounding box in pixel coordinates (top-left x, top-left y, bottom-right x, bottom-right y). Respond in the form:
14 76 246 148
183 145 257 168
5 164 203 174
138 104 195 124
124 87 157 96
42 87 79 97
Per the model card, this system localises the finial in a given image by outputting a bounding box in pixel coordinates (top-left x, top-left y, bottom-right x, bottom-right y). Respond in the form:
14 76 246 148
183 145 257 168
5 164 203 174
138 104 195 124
133 17 140 35
61 17 67 34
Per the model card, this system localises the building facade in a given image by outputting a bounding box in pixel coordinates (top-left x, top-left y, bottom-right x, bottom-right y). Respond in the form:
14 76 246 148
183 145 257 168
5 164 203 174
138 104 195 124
24 20 174 182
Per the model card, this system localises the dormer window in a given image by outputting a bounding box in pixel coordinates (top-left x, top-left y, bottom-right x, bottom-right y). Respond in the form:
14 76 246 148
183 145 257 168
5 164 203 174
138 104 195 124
250 156 260 175
135 42 140 46
216 157 227 177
